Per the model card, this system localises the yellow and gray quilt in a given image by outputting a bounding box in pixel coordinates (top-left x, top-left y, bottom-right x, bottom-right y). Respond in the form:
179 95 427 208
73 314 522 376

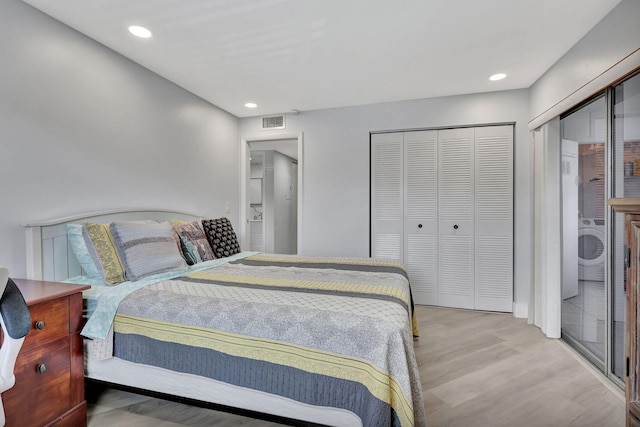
111 253 425 427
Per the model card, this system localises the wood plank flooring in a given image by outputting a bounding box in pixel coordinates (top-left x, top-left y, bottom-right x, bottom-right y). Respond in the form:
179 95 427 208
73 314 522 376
87 306 625 426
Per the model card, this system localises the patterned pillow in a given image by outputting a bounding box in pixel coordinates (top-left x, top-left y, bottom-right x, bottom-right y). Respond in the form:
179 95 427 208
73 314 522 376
82 222 127 285
201 218 241 258
178 235 203 265
110 221 188 281
66 224 101 279
172 220 215 264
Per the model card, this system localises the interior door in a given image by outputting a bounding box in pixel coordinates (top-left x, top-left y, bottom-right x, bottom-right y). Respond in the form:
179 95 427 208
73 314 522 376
438 127 474 309
404 130 438 304
474 125 514 311
371 132 403 260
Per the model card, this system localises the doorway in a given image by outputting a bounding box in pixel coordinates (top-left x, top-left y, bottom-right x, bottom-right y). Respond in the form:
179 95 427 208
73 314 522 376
249 146 298 253
239 134 303 254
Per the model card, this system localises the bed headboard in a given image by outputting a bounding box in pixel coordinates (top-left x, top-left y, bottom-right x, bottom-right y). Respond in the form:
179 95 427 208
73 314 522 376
25 209 202 281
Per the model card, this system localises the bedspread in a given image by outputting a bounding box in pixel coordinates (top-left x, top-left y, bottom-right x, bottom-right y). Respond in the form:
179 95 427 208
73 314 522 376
112 254 425 427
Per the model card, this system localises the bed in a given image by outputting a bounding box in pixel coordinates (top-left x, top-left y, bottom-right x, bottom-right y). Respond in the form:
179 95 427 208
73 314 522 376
24 209 425 427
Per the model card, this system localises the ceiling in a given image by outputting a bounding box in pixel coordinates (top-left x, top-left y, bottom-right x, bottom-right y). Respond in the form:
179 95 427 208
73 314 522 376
22 0 622 118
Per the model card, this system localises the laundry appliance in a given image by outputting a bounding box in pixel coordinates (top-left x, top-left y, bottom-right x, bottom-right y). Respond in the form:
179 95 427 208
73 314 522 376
578 218 605 282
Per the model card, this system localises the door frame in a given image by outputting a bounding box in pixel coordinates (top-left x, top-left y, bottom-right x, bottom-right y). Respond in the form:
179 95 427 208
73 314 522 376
239 132 304 253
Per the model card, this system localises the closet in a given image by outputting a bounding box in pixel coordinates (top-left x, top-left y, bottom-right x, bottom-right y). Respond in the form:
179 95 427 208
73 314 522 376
371 125 513 311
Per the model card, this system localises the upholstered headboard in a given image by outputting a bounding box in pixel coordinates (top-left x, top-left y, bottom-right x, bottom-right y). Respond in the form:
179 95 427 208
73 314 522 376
25 209 202 281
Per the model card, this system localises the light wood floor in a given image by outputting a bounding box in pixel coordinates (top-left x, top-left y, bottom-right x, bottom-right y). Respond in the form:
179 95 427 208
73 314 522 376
87 306 625 426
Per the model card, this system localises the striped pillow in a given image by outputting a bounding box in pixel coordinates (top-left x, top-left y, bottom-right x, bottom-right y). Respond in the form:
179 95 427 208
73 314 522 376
110 221 187 281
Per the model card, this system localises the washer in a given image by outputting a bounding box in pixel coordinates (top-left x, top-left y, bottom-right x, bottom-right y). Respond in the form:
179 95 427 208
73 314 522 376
578 218 605 281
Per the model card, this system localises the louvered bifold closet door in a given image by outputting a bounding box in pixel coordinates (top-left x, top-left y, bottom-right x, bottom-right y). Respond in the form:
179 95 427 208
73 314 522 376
371 133 403 260
474 125 513 311
404 131 438 305
438 128 475 309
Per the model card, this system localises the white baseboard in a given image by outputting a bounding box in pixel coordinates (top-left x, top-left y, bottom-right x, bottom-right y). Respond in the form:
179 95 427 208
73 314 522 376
512 301 528 319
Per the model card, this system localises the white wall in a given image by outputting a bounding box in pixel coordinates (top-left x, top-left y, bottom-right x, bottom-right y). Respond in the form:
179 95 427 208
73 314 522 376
529 0 640 129
0 0 239 277
239 89 532 312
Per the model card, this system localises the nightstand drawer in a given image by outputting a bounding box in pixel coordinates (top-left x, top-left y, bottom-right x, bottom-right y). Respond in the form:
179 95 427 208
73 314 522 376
4 336 71 427
23 297 69 352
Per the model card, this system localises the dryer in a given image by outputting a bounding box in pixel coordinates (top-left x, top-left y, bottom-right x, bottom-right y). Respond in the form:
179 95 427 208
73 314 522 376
578 218 605 282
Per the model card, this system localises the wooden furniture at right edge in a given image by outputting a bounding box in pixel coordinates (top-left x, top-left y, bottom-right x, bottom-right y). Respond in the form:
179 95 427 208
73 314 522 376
610 198 640 427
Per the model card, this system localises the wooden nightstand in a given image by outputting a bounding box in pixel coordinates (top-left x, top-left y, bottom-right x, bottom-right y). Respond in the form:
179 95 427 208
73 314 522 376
1 279 90 427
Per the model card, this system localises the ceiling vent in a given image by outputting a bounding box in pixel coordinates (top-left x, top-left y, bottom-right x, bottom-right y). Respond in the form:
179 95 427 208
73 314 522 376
262 115 285 130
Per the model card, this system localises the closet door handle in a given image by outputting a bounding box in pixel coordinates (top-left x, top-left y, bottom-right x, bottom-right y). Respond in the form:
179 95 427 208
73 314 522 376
453 225 459 230
418 224 423 228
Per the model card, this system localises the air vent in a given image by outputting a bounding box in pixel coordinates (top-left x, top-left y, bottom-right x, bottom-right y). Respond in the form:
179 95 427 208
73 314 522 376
262 115 285 130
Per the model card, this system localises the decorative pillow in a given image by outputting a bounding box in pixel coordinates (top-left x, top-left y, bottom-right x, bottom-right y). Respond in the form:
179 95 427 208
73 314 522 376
82 222 127 285
66 224 101 279
178 235 203 265
201 218 241 258
172 220 215 264
110 221 187 281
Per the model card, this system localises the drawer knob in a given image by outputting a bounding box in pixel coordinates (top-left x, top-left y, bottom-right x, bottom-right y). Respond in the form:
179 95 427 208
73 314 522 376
34 320 45 330
36 364 47 374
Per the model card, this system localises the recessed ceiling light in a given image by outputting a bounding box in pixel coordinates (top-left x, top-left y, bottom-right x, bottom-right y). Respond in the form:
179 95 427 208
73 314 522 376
129 25 152 38
489 73 507 81
245 102 258 108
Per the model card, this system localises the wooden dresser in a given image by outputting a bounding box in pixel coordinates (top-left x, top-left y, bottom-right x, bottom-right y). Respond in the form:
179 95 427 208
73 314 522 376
1 279 90 427
610 198 640 427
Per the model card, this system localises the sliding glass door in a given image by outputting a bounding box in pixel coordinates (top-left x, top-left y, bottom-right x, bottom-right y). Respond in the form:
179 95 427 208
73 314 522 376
560 70 640 384
561 96 607 370
611 71 640 381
